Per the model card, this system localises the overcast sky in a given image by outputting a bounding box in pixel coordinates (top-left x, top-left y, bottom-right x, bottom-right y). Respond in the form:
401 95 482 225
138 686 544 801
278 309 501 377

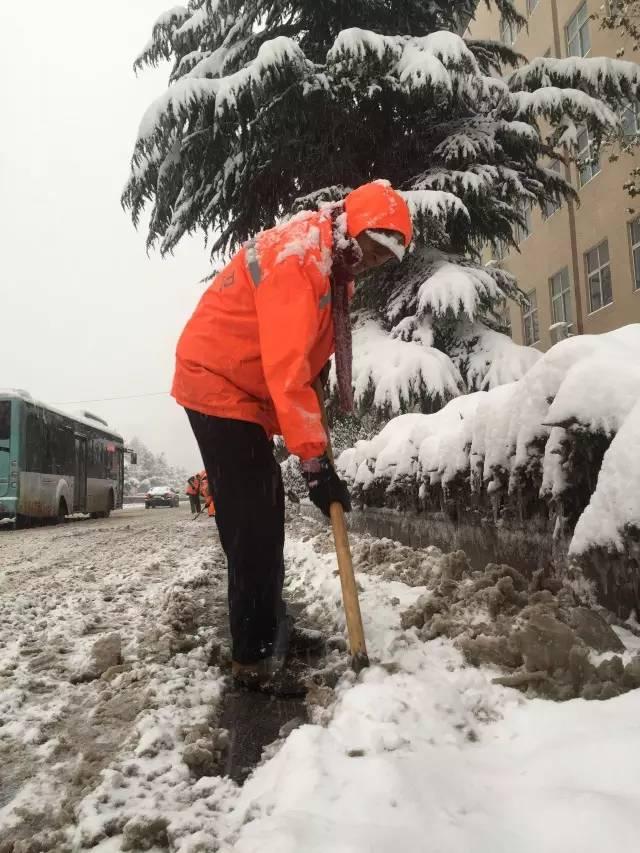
1 1 209 471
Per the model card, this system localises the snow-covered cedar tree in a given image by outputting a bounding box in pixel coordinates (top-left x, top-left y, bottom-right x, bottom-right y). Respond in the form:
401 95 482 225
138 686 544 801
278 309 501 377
591 0 640 198
596 1 640 53
280 454 307 501
124 0 640 421
125 437 190 493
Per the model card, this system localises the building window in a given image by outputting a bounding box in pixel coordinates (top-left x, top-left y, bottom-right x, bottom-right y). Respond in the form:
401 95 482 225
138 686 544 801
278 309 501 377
527 0 540 13
621 102 640 139
566 3 591 57
576 126 600 187
514 200 532 243
585 241 613 313
503 305 512 338
493 238 507 261
543 160 563 219
497 299 512 337
499 17 520 46
522 290 540 345
549 268 573 327
629 218 640 291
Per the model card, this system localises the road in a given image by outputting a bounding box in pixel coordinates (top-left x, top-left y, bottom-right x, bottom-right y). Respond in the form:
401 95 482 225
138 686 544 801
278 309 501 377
0 503 231 851
3 500 640 853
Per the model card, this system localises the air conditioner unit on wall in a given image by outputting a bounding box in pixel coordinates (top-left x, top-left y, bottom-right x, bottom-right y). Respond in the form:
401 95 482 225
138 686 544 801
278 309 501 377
549 322 572 345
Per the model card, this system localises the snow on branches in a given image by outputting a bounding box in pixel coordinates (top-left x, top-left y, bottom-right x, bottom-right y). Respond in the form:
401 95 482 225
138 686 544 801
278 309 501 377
124 4 640 258
136 37 310 143
123 1 640 427
338 319 464 416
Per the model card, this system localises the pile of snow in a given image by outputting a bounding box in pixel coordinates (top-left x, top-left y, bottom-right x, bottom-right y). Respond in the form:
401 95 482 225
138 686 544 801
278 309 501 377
337 326 640 555
571 398 640 554
223 520 640 852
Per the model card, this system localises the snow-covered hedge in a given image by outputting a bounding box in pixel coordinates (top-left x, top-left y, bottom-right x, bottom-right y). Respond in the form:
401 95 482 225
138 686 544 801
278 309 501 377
337 325 640 565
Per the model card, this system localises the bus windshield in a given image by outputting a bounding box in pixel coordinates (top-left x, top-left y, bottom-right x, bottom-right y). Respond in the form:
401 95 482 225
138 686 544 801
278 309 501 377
0 401 10 442
0 400 10 494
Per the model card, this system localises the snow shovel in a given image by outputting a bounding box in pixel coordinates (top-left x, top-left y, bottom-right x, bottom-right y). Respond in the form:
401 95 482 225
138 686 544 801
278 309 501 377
313 378 370 673
191 505 206 522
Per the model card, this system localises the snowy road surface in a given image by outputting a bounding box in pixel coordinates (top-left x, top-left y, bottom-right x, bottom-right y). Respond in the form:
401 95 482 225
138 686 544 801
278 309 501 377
1 507 640 852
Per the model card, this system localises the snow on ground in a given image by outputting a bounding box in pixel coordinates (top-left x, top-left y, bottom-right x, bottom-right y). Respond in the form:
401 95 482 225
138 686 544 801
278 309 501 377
1 509 640 851
0 506 231 851
225 519 640 853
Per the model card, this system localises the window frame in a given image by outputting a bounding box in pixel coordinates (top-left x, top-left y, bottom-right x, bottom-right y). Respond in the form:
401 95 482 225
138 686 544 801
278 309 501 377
522 289 540 346
543 159 563 219
499 17 519 46
629 217 640 292
527 0 540 14
576 125 601 187
621 102 640 140
585 240 613 314
503 305 512 338
565 2 591 58
514 199 533 244
493 238 507 261
548 267 573 328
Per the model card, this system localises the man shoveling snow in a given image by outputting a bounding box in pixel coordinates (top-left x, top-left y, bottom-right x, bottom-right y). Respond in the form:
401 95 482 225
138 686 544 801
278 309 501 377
171 181 413 695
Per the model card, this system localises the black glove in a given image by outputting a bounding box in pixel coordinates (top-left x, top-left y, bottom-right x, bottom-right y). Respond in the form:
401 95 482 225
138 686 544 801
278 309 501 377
301 454 351 518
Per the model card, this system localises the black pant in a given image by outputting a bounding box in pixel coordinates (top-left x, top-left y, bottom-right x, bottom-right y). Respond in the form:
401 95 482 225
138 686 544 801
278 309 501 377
186 409 287 664
188 494 201 513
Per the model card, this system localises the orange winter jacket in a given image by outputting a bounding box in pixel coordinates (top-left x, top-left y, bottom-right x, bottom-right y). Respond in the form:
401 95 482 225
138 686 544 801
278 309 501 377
172 182 413 460
199 473 216 515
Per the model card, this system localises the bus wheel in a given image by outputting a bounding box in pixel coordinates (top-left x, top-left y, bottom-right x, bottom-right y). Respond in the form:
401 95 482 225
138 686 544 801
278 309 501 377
103 492 113 519
56 499 68 525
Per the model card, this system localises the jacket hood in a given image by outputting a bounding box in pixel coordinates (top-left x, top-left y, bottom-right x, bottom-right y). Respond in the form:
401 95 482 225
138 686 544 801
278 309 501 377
344 181 413 247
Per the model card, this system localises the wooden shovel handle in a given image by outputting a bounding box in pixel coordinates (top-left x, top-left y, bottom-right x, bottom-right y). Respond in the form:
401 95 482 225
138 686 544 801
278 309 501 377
313 379 369 671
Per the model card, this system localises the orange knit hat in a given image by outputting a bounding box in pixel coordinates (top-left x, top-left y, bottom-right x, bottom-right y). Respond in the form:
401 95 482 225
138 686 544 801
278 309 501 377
344 181 413 247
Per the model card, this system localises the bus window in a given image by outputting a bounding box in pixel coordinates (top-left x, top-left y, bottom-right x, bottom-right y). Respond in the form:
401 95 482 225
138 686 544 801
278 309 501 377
25 408 44 471
51 419 75 475
0 402 10 441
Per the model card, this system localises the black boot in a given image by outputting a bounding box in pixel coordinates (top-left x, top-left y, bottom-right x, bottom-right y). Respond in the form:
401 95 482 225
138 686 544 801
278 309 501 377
231 658 308 698
287 624 326 658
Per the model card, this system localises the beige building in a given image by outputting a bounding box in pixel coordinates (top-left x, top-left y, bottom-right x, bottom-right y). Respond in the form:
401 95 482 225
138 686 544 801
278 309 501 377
466 0 640 349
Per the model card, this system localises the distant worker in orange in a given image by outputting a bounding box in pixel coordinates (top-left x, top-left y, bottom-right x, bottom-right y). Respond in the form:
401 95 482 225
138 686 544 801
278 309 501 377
185 472 202 516
199 470 216 517
172 182 412 693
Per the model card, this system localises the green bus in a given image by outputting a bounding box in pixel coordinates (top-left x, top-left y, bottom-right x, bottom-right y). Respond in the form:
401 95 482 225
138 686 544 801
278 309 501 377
0 390 134 526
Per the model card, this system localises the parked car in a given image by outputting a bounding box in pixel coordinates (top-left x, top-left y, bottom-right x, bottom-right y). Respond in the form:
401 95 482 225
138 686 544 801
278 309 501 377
145 486 180 509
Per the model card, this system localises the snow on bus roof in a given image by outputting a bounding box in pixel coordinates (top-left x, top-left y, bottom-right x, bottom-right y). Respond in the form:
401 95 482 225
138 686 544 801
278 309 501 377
0 389 123 440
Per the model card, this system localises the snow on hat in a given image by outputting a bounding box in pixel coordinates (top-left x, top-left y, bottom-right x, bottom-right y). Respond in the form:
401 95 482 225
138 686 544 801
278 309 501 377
365 229 406 262
344 181 413 247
